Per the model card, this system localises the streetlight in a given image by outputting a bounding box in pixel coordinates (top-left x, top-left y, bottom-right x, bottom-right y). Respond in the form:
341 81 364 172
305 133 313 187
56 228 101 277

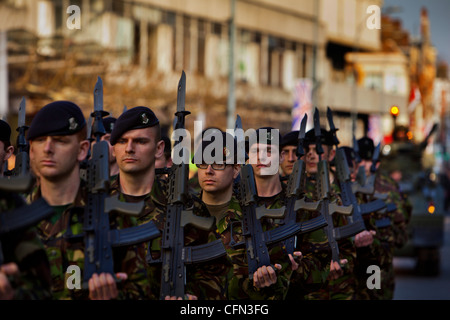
390 105 399 126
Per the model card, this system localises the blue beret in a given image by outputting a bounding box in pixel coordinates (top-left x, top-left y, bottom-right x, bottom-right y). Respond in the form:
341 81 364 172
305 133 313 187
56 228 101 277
110 106 159 145
247 127 282 148
27 101 86 140
281 131 299 148
303 128 335 147
0 119 11 143
357 137 374 160
193 131 238 164
102 116 117 134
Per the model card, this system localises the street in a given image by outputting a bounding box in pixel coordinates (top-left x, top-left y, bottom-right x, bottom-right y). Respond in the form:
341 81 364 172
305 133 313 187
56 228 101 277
393 215 450 300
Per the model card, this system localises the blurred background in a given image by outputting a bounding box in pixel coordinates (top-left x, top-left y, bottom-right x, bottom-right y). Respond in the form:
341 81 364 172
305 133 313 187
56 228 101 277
0 0 448 165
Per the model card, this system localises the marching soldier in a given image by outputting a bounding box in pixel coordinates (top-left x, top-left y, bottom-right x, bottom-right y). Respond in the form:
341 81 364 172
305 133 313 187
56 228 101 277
300 128 357 300
193 130 297 299
279 130 299 178
109 106 227 300
356 136 410 299
27 101 147 299
0 119 52 300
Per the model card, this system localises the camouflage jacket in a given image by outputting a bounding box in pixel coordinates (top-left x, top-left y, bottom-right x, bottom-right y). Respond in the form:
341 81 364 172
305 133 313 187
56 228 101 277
0 191 52 300
30 180 151 300
111 173 229 300
193 191 289 300
299 175 358 300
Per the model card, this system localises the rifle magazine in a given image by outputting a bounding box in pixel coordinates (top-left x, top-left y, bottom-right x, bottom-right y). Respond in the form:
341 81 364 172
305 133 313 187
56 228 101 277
109 221 160 247
334 219 366 240
182 239 227 264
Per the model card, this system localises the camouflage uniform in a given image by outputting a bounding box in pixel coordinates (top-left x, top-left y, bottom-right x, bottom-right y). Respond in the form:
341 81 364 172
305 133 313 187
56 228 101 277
111 174 229 300
193 189 290 300
364 171 409 299
351 190 385 300
300 176 358 300
0 191 52 300
29 181 151 300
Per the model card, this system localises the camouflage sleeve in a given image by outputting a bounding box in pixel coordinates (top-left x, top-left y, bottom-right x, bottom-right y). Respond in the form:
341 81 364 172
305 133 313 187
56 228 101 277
375 173 410 248
2 227 52 300
111 214 153 300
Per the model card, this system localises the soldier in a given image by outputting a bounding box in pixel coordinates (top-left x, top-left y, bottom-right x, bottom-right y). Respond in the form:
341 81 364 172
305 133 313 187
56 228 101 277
27 100 146 300
300 128 356 300
339 145 381 300
279 130 299 177
357 136 410 299
243 127 315 299
109 106 224 300
0 119 52 300
193 129 293 299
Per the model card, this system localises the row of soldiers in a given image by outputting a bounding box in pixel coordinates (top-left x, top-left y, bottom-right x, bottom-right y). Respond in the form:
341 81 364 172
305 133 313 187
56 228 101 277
0 77 411 301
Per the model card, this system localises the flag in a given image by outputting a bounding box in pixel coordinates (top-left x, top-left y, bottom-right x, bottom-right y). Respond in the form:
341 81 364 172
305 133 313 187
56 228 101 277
408 85 421 114
292 79 313 131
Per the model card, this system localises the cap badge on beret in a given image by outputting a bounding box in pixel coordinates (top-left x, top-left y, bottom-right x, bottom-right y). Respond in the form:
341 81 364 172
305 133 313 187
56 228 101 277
141 113 149 125
68 117 78 131
223 147 230 157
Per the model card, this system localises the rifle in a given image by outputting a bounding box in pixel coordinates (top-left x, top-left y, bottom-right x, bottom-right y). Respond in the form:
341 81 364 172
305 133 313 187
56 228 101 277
11 97 29 177
283 113 325 255
149 71 227 299
313 107 353 263
351 138 397 227
79 116 93 182
80 76 161 288
232 115 327 279
0 177 54 265
327 107 386 236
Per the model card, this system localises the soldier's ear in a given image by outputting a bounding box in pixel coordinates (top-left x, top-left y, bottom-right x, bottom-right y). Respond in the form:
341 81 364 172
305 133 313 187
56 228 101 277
327 147 336 163
78 140 90 162
4 145 14 161
155 139 165 160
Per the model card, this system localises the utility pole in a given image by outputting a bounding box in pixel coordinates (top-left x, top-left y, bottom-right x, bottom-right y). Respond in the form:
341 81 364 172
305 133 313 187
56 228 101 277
227 0 236 130
0 31 8 119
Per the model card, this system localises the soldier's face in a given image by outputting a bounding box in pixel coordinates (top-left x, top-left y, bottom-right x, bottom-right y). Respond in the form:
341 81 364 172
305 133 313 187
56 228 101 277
280 146 297 176
29 135 89 181
248 143 281 177
113 127 164 175
303 144 335 175
198 164 240 195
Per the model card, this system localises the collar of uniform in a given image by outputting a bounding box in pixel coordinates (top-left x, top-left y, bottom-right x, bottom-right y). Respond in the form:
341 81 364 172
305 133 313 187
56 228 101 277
33 180 86 239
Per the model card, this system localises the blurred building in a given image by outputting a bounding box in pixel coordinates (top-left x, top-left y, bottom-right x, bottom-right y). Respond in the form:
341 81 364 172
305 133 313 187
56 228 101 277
0 0 438 147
